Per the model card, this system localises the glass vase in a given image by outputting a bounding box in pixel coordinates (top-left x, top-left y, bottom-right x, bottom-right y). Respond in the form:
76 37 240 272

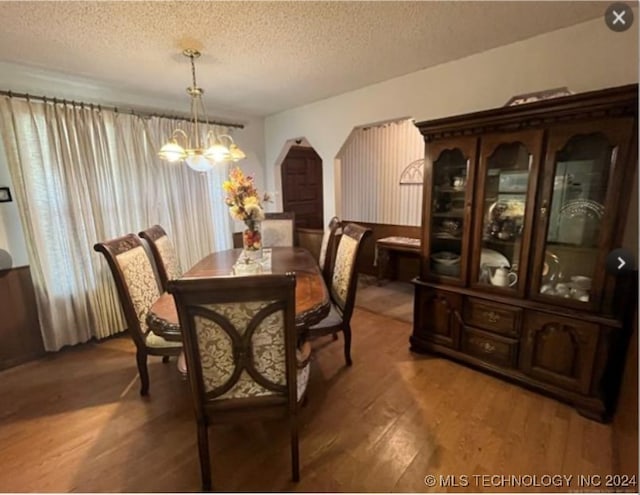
242 220 263 261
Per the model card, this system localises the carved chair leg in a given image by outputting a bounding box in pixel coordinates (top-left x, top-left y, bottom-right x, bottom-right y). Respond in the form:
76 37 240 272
197 421 212 491
136 350 150 396
343 325 352 366
290 416 300 482
162 356 170 363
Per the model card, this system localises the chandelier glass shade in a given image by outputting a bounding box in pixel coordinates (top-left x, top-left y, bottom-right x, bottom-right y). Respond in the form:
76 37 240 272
158 49 246 172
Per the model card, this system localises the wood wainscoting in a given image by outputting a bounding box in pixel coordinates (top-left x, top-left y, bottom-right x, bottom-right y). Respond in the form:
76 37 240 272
343 221 421 282
0 266 44 370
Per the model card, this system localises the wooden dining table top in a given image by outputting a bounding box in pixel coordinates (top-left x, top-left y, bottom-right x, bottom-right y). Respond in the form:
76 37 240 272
147 247 331 342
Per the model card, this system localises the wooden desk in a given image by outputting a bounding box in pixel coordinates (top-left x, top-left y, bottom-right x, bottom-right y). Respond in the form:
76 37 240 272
147 247 330 342
375 236 420 284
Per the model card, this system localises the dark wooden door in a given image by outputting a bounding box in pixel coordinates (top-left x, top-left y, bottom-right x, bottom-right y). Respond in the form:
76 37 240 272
281 146 323 229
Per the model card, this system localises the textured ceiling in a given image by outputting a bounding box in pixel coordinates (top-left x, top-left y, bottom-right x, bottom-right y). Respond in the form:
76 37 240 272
0 1 607 117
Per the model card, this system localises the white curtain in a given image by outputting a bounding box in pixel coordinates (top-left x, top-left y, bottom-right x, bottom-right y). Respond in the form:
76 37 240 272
339 118 424 225
0 97 233 351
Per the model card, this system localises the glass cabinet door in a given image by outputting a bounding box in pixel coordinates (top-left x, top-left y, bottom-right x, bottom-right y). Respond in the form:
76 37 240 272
532 119 634 309
470 131 543 295
423 137 477 285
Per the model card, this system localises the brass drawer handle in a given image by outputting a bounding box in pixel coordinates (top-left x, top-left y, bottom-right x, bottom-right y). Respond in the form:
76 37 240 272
481 342 496 353
484 311 500 324
469 337 496 354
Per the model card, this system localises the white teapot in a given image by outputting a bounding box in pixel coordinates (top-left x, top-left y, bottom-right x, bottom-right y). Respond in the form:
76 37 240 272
489 266 518 287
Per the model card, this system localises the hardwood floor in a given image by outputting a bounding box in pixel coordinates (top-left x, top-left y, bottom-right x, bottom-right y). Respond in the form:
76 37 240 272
0 297 620 492
356 275 413 323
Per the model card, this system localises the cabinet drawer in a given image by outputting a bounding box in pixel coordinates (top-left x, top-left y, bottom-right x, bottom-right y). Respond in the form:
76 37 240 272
464 298 521 337
462 327 519 368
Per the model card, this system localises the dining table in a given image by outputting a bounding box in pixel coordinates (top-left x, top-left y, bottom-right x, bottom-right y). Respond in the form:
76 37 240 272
146 247 331 343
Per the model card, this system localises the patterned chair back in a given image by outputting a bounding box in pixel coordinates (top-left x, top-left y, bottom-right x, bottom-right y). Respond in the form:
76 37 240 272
168 273 301 406
329 223 371 323
94 234 161 350
318 216 342 284
262 212 296 247
168 273 305 489
139 225 183 292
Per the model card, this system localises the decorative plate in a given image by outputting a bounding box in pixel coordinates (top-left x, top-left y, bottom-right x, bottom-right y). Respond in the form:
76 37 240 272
487 200 525 221
431 251 461 265
557 199 604 245
480 248 510 268
559 199 605 219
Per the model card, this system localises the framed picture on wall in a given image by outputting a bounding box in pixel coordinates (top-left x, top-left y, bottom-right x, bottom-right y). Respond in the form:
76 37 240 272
0 187 12 202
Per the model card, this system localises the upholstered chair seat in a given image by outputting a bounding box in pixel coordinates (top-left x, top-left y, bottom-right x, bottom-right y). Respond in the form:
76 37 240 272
145 331 182 349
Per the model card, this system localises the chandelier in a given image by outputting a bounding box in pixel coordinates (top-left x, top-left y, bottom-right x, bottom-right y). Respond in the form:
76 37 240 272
158 49 246 172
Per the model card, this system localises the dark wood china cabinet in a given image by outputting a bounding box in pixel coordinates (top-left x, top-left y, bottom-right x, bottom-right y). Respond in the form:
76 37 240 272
411 85 638 421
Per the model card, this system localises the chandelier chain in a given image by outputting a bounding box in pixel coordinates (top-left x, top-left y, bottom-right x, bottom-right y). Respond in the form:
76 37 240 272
190 53 198 90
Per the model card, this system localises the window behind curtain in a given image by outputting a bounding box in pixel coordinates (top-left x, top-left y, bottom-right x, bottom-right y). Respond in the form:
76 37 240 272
0 98 233 350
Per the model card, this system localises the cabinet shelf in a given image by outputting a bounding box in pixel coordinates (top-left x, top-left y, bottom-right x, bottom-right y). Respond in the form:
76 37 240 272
433 235 463 241
497 190 527 195
436 186 467 194
545 243 599 253
482 237 521 246
432 210 465 218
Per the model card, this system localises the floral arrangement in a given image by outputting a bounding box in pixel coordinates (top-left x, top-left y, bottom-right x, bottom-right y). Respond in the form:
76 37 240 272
223 167 269 252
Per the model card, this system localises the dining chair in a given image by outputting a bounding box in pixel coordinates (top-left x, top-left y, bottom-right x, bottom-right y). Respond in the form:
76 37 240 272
167 272 309 491
262 211 295 247
94 234 182 396
138 225 183 292
307 222 371 366
318 216 342 286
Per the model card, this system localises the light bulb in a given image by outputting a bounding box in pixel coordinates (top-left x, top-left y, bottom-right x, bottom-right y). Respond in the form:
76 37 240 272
229 144 247 162
204 143 231 163
158 141 187 162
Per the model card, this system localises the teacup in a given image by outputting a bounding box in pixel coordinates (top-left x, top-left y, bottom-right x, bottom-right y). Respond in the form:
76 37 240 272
452 176 466 188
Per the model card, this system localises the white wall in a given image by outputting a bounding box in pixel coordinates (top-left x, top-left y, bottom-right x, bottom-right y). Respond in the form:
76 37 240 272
264 15 639 223
0 61 266 265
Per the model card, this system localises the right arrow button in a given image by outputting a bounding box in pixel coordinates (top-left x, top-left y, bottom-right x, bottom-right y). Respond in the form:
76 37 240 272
607 248 635 275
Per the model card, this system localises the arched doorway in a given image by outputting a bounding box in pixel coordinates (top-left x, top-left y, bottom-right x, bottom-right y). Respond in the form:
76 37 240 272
280 145 324 229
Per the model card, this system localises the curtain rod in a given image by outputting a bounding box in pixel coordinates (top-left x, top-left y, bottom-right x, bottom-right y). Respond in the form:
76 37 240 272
0 89 245 129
